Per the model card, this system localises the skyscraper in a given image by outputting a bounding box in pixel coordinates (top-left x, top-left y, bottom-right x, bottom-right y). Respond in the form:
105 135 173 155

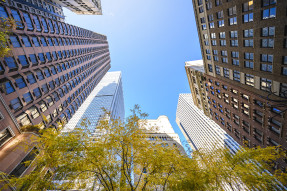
143 115 185 155
190 0 287 170
0 0 110 184
53 0 102 15
176 93 240 154
62 71 125 134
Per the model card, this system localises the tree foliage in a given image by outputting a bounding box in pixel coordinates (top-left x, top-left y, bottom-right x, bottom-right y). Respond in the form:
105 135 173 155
1 105 286 190
0 16 15 57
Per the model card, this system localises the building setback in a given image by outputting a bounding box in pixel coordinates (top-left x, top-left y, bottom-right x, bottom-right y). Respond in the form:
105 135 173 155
52 0 102 15
0 0 110 187
143 115 186 155
190 0 287 170
62 71 125 134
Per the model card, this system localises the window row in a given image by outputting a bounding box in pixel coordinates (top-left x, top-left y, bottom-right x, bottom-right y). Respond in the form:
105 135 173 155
9 35 105 48
2 57 107 97
1 47 108 71
0 5 102 39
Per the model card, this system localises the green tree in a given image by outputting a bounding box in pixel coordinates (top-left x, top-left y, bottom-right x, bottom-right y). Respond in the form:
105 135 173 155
1 106 286 190
0 15 16 57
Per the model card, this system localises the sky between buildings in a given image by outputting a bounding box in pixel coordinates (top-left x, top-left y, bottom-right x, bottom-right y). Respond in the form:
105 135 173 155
63 0 201 147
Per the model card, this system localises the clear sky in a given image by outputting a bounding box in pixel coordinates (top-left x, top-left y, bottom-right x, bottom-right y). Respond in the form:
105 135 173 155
63 0 202 147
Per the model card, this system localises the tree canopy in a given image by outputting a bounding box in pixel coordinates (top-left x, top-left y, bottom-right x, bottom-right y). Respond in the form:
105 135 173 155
0 16 15 57
1 106 287 191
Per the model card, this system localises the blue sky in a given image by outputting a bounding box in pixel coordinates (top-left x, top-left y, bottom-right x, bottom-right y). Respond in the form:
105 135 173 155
63 0 201 147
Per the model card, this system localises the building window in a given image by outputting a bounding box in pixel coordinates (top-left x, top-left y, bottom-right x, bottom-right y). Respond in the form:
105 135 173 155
10 9 23 29
262 0 276 6
230 40 238 47
233 70 240 82
262 26 275 37
261 64 272 72
229 17 237 25
244 39 254 47
206 2 212 10
245 74 254 86
46 52 52 62
10 98 22 110
279 83 287 98
244 52 254 69
46 96 54 106
26 73 36 84
0 128 13 148
38 53 46 63
32 37 40 47
220 40 226 46
22 36 31 47
4 81 15 94
222 57 228 63
29 107 40 119
47 19 55 33
10 147 38 177
215 0 222 6
219 32 225 39
208 64 213 72
243 13 253 23
40 37 48 46
262 7 276 19
260 78 272 92
9 36 21 48
217 10 224 19
208 14 214 21
18 55 29 67
228 6 237 16
215 65 221 75
33 87 42 98
261 54 273 63
243 0 253 12
200 17 205 23
232 59 239 66
15 77 26 89
244 29 253 37
4 57 17 69
218 20 224 27
33 15 41 32
212 40 217 46
223 68 229 78
231 51 239 58
29 54 38 65
261 39 274 48
230 31 238 38
202 24 207 30
221 50 227 56
23 92 33 103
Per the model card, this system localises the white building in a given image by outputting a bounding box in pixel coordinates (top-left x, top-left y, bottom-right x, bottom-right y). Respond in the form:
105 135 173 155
62 71 125 134
176 94 240 154
52 0 102 15
143 116 186 155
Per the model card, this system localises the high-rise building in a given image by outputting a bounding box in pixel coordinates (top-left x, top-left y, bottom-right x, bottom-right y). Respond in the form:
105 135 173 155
0 0 110 185
53 0 102 15
143 115 186 155
190 0 287 170
62 71 125 134
176 93 240 154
